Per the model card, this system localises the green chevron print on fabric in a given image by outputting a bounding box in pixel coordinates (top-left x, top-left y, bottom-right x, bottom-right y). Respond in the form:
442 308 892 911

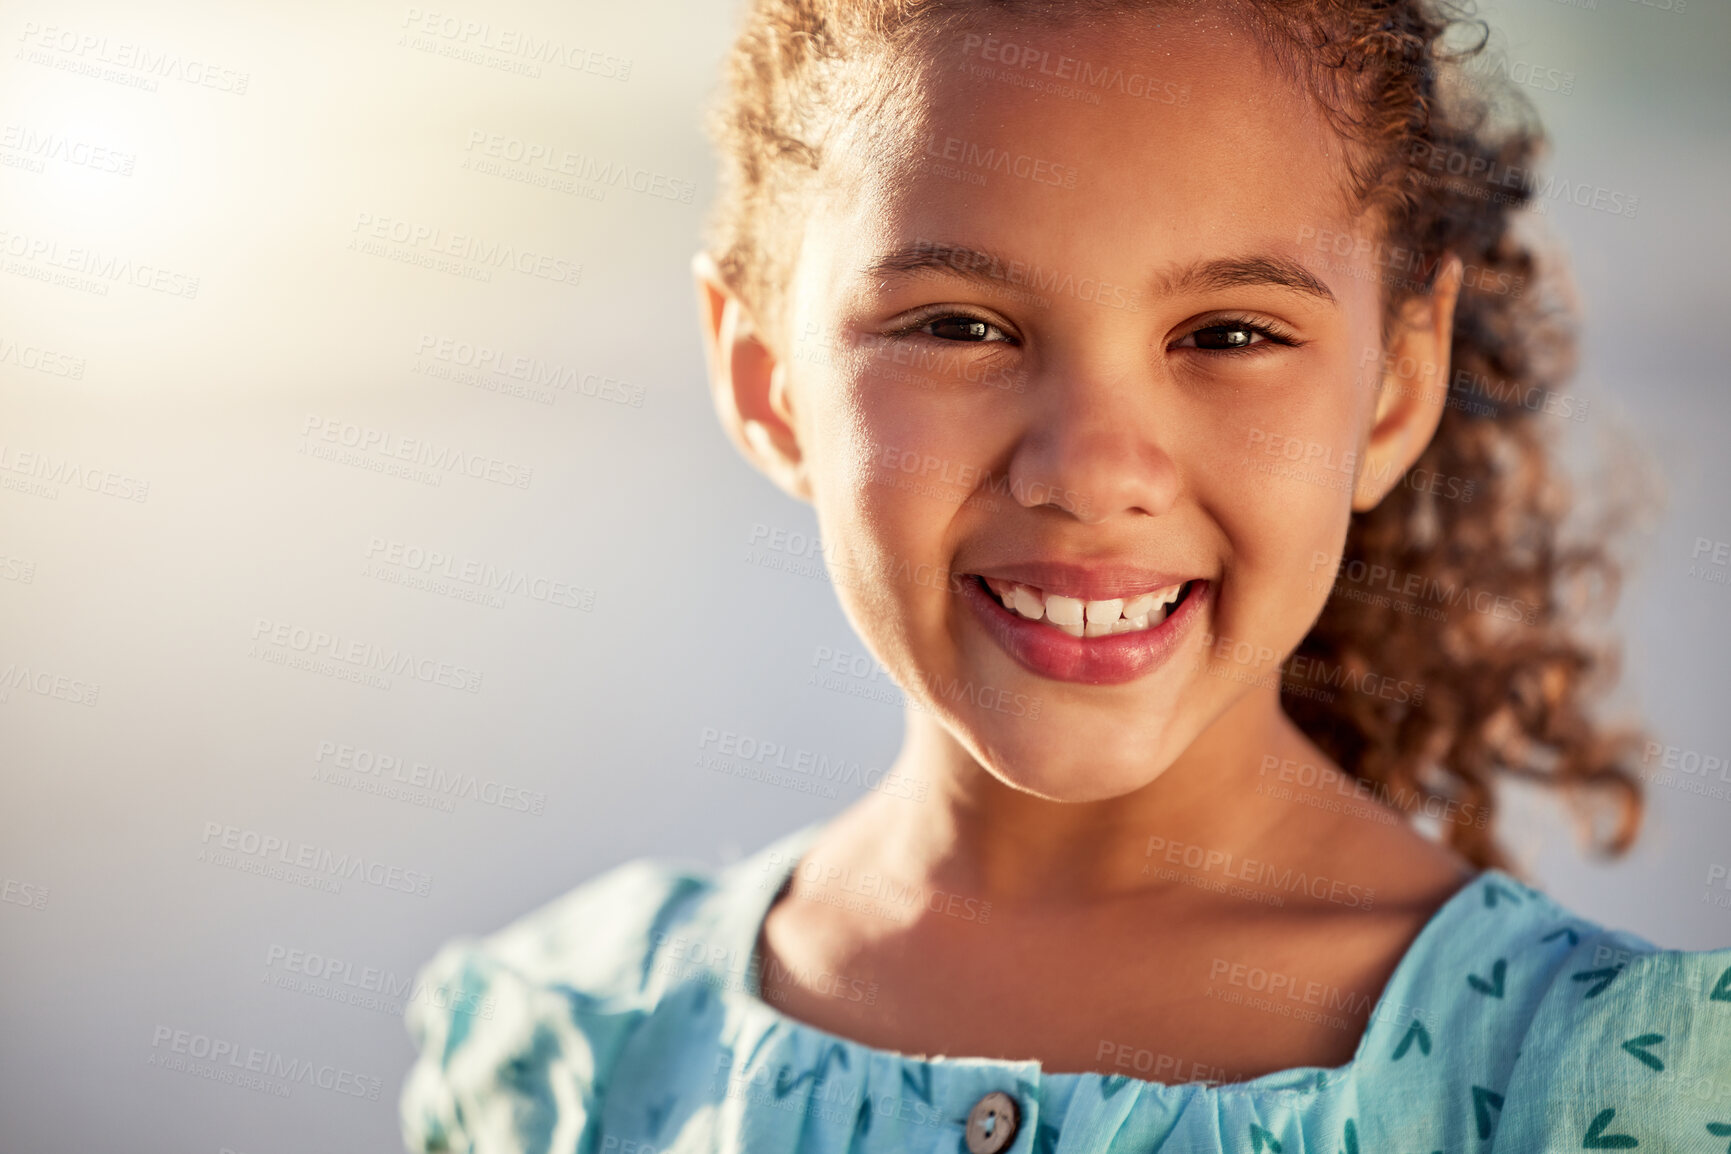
1541 927 1581 947
1338 1118 1358 1154
1710 965 1731 1002
900 1064 932 1105
1581 1108 1638 1148
852 1094 871 1139
1482 881 1522 908
1572 966 1624 999
1100 1074 1131 1099
1249 1123 1282 1153
1707 1121 1731 1153
1392 1018 1433 1061
645 1093 674 1138
772 1065 804 1099
771 1044 849 1100
739 1031 769 1071
1471 1086 1504 1140
1468 959 1507 998
1619 1034 1664 1072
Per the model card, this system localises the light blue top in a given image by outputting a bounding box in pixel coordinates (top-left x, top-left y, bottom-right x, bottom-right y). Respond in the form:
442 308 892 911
400 819 1731 1153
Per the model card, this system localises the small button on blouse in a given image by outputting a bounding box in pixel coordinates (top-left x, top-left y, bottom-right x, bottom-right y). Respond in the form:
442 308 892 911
966 1090 1020 1154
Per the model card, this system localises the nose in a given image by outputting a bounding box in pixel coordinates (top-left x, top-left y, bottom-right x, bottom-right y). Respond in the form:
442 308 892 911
1003 367 1181 525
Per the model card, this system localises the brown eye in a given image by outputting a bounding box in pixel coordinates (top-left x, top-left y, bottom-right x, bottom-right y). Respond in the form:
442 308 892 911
926 316 1004 342
1186 323 1264 350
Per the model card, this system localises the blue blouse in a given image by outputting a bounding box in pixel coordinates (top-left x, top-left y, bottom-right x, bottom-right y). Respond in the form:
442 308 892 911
400 819 1731 1152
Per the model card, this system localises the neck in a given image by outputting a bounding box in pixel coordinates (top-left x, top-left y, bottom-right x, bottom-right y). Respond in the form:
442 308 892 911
868 687 1338 906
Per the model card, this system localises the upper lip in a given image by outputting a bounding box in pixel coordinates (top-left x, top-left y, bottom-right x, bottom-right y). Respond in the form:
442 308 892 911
964 562 1202 601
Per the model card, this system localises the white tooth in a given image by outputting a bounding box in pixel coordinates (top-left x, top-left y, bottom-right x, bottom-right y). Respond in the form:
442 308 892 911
1054 619 1085 637
1045 595 1084 626
1084 619 1115 637
1128 614 1149 630
1011 585 1045 620
1154 583 1184 606
1085 598 1124 624
1149 603 1171 625
1109 617 1134 634
1122 593 1156 618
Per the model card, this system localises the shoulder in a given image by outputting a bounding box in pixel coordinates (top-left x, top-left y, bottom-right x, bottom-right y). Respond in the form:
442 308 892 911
1352 871 1729 1152
398 852 722 1154
1484 885 1731 1151
475 854 718 998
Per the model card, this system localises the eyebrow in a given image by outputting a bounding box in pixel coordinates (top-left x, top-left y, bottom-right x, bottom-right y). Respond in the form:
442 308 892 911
865 243 1338 306
1157 255 1337 305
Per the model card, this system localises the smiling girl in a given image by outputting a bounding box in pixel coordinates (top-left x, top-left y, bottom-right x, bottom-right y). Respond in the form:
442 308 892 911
401 2 1731 1151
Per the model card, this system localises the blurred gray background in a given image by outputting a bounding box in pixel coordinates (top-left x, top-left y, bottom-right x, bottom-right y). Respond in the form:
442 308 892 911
0 0 1726 1150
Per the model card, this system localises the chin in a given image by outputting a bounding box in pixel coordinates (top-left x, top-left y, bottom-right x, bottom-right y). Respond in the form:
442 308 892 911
985 753 1169 803
947 706 1181 803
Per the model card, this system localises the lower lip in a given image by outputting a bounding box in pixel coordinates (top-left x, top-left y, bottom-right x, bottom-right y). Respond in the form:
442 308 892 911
959 576 1211 687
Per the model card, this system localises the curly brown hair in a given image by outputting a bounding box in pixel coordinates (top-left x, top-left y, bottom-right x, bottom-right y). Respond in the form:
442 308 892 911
700 0 1647 872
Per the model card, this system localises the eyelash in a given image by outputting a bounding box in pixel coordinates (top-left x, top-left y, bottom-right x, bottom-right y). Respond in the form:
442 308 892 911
1172 315 1301 355
884 310 1303 355
884 310 1017 344
886 306 1301 365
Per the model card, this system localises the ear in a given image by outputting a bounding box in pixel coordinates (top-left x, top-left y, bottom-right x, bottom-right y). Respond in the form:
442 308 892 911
1352 254 1465 512
691 252 812 503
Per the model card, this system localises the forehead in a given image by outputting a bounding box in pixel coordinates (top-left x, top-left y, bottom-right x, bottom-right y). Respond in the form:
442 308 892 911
810 10 1366 299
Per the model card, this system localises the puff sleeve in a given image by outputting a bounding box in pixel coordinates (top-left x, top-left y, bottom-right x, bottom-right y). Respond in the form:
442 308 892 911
1490 935 1731 1151
399 860 713 1153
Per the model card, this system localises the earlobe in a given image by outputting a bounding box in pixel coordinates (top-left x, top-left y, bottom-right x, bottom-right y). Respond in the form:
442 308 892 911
690 252 812 503
1352 255 1465 512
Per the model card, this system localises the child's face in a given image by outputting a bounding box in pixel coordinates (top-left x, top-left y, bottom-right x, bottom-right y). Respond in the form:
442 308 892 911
709 11 1456 802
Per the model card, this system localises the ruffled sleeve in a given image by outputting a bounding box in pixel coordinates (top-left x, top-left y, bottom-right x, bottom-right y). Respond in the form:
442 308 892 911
1491 933 1731 1151
399 859 714 1153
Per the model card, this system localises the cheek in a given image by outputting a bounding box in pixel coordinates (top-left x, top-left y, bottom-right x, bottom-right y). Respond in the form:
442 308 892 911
1191 368 1366 650
1228 478 1350 593
804 372 993 652
831 358 1011 524
1193 472 1350 688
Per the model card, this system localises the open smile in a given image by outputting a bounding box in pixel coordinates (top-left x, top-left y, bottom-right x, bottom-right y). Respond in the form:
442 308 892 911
959 573 1211 686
